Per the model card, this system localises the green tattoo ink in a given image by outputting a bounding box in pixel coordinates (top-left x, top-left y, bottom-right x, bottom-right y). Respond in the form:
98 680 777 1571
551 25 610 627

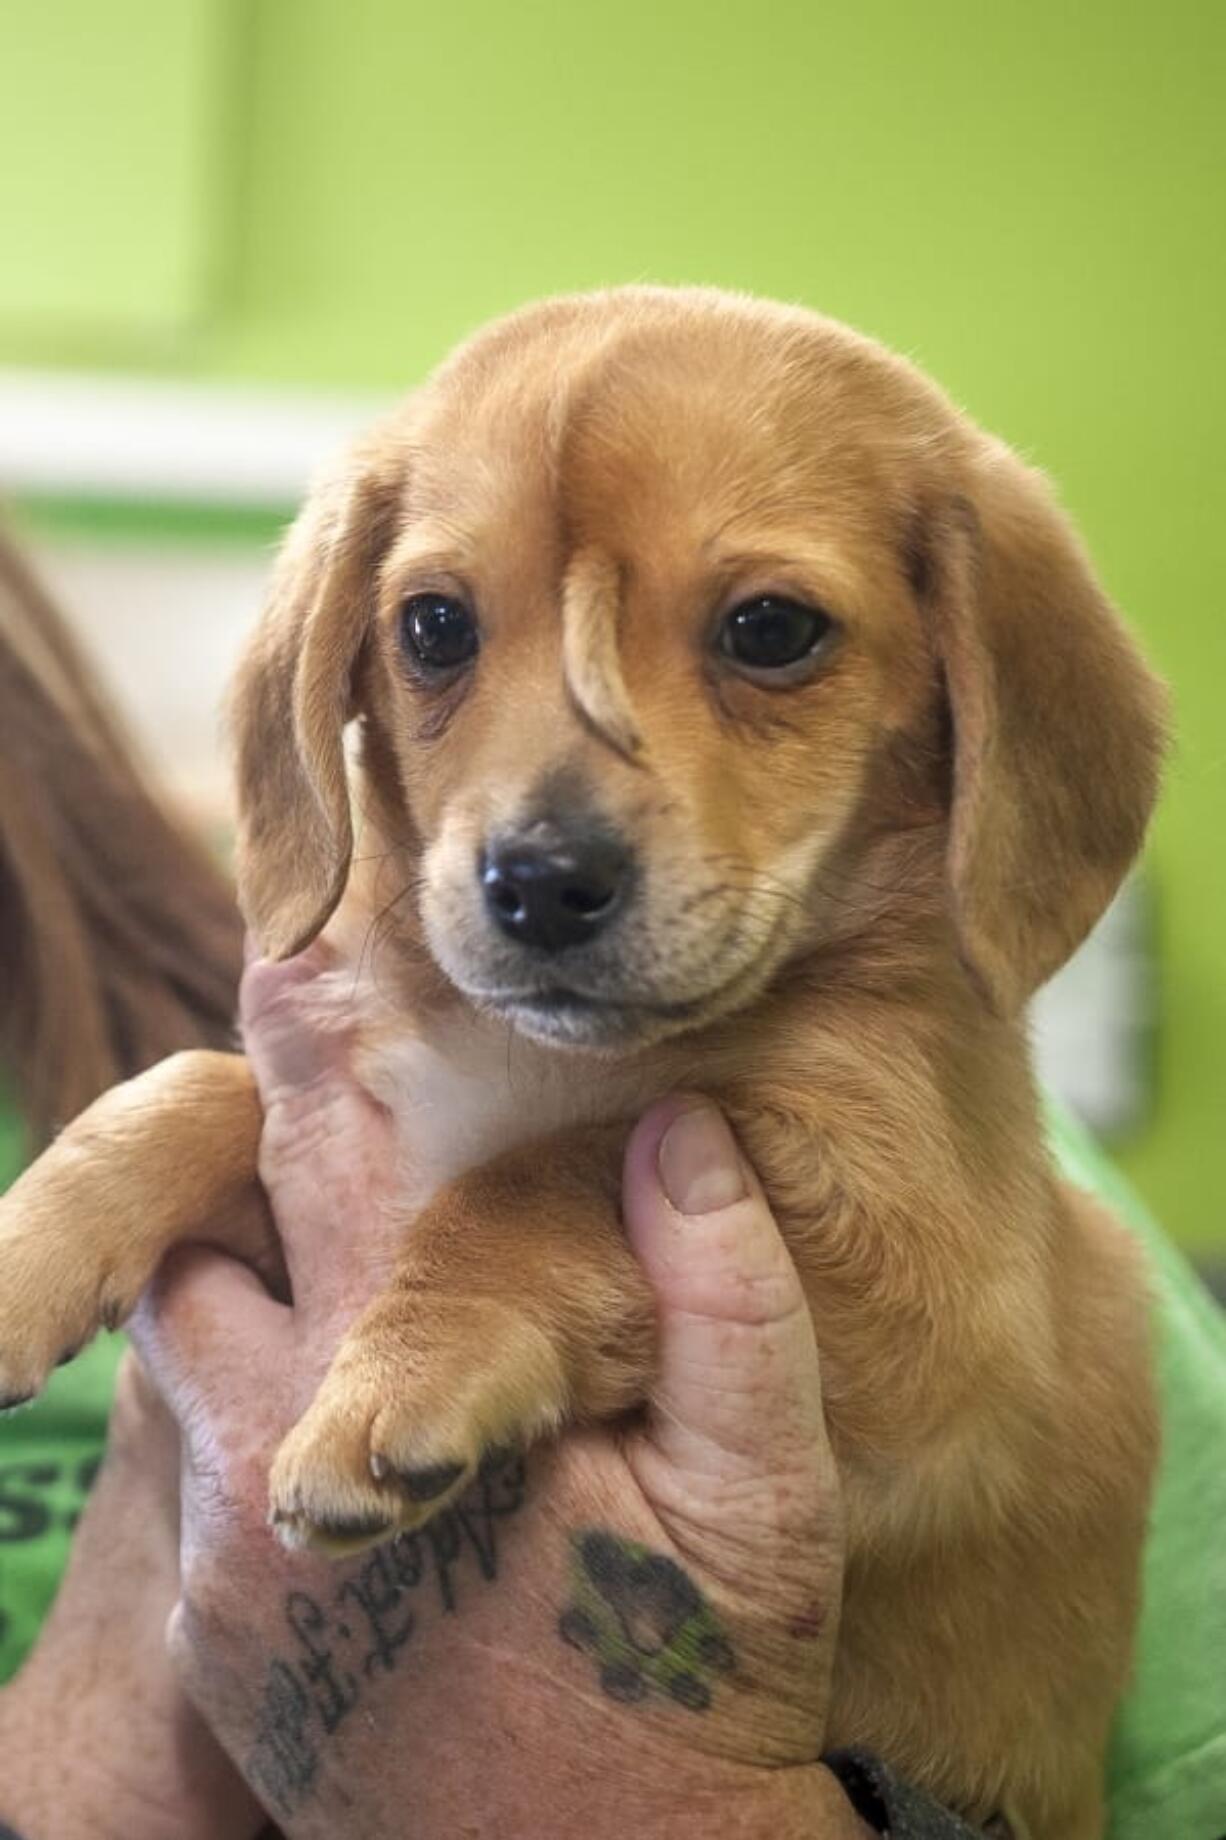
559 1529 735 1712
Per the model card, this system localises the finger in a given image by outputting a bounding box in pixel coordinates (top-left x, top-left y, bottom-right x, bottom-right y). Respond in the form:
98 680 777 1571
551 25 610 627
240 937 337 1017
240 942 348 1102
108 1348 182 1487
622 1096 833 1490
129 1244 290 1442
255 1077 401 1333
240 949 401 1325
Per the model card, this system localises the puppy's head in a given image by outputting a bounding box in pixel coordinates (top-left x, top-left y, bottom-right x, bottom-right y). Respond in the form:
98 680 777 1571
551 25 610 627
231 289 1167 1048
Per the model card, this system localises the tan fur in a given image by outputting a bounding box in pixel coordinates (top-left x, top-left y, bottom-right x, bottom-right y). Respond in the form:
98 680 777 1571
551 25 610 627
0 288 1167 1836
0 1053 271 1396
561 546 643 758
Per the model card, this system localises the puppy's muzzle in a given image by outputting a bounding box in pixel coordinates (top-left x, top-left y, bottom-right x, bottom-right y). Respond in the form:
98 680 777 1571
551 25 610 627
479 820 635 955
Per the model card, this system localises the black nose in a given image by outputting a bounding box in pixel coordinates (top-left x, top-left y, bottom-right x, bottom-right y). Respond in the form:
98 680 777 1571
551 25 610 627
480 828 633 953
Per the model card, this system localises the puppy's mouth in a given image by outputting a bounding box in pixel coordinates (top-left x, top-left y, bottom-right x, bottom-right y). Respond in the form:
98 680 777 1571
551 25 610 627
476 984 704 1047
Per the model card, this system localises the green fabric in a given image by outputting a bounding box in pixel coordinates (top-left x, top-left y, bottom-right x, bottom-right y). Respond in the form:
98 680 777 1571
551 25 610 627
0 1093 128 1680
0 1090 22 1198
0 1331 124 1679
0 1098 1223 1837
1045 1103 1226 1840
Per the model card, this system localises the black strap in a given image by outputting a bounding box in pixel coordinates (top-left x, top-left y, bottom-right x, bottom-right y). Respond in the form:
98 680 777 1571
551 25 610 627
824 1748 1000 1838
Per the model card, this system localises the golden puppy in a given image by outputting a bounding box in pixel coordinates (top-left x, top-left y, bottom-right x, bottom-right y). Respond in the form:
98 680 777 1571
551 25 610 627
0 288 1166 1835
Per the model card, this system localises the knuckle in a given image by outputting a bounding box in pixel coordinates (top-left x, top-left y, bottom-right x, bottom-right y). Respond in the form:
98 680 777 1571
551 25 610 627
180 1533 251 1623
259 1094 336 1168
721 1262 808 1328
167 1594 239 1713
165 1597 200 1670
258 1085 371 1189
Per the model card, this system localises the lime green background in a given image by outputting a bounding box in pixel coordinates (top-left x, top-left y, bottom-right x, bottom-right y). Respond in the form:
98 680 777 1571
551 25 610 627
0 1 234 352
0 2 1223 1245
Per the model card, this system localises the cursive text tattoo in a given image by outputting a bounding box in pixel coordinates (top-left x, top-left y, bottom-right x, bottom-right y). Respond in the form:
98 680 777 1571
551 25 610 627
244 1451 527 1818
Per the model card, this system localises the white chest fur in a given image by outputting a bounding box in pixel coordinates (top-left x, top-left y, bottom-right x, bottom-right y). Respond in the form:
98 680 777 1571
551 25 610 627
348 993 655 1215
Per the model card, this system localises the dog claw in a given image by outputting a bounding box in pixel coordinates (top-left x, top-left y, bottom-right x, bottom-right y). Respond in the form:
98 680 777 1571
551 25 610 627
396 1459 468 1502
311 1510 397 1545
271 1505 397 1552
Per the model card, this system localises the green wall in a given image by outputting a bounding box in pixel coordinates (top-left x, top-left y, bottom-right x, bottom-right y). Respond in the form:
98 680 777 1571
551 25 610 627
2 1 1223 1243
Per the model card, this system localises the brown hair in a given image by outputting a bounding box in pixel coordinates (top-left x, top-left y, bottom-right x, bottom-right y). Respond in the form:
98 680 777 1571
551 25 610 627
0 522 242 1149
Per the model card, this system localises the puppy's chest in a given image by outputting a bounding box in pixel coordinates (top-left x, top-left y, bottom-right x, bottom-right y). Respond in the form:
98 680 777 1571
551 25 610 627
354 1011 654 1213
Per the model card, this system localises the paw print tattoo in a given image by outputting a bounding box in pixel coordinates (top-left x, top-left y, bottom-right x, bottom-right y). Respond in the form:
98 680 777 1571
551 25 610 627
559 1529 736 1712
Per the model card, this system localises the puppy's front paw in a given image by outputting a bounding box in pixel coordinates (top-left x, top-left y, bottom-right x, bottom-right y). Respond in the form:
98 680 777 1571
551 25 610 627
268 1295 568 1554
0 1218 143 1407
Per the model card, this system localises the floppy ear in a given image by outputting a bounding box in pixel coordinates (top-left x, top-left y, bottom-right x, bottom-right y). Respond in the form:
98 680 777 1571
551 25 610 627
230 442 401 959
931 442 1169 1016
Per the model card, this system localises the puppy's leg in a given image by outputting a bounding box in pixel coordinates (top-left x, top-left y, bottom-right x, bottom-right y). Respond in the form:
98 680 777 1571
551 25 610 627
268 1125 652 1553
0 1050 266 1404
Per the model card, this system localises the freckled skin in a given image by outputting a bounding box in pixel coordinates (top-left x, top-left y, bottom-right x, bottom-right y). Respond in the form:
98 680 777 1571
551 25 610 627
788 1604 826 1643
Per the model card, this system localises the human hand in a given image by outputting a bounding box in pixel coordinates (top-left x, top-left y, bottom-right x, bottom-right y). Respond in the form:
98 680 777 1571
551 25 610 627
132 950 869 1839
0 1353 264 1840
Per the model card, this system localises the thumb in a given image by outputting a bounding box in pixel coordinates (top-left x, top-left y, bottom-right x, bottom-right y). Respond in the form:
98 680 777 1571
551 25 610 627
623 1096 834 1493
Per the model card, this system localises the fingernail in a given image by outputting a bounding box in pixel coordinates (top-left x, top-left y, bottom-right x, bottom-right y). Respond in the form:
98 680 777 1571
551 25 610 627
658 1104 747 1216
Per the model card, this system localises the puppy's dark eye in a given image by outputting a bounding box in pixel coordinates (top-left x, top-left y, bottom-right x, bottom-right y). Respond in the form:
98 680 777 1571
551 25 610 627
400 594 479 671
720 597 833 674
